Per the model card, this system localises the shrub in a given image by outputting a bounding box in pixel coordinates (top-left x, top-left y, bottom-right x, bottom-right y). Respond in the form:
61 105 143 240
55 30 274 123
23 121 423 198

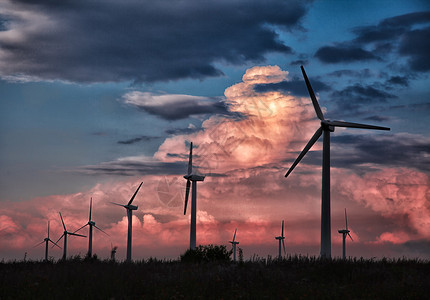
180 244 231 263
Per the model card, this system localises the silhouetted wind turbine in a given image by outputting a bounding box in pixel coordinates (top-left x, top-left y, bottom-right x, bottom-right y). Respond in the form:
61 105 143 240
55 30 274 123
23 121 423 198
111 181 143 262
33 221 61 261
285 65 390 258
55 212 86 260
110 243 117 261
275 220 286 259
229 228 239 262
74 197 109 258
338 208 353 259
183 142 205 250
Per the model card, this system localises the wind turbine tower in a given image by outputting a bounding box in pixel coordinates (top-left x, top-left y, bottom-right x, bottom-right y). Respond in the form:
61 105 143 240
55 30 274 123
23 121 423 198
55 212 86 260
229 228 239 262
75 197 109 258
111 181 143 262
338 208 353 259
275 220 286 259
285 66 390 258
34 221 61 261
183 142 205 250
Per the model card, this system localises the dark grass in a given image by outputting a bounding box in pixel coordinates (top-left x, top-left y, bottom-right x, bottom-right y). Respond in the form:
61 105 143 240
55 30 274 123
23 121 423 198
1 255 429 299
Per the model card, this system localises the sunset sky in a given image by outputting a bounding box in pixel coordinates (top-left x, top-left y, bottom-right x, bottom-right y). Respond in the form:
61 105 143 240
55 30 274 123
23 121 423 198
1 0 429 261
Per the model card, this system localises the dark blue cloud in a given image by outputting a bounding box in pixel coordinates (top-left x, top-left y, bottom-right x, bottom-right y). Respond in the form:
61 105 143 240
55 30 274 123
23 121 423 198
118 135 159 145
315 45 381 63
0 0 309 83
254 77 330 97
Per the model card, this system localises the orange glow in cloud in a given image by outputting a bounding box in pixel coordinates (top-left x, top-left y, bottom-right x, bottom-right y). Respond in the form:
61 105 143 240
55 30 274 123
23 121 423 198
1 66 429 260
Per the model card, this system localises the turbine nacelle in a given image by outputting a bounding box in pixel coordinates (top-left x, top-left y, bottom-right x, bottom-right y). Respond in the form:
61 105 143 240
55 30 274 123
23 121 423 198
125 204 138 211
229 241 239 245
184 174 205 181
88 220 95 226
275 236 285 240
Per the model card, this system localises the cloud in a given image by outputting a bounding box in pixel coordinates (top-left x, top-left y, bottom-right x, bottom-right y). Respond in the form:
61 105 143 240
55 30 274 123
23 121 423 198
0 0 308 83
315 45 381 63
118 135 159 145
122 92 229 120
254 76 331 97
317 11 430 72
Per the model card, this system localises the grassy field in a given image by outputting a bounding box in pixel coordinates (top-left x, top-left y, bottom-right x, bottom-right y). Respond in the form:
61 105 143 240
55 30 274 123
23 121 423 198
1 255 429 299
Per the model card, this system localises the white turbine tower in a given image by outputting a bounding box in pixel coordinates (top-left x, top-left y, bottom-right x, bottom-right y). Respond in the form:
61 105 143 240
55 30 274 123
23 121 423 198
183 142 205 250
338 208 353 259
285 66 390 258
55 212 86 260
275 220 286 259
74 197 109 258
34 221 61 261
229 228 239 262
111 181 143 262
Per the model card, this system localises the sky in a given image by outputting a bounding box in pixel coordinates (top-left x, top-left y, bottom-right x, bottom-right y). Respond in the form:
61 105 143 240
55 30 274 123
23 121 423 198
0 0 429 261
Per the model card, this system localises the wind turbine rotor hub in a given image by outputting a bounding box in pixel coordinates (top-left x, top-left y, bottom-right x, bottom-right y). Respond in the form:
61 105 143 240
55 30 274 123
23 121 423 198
126 205 138 211
89 221 95 226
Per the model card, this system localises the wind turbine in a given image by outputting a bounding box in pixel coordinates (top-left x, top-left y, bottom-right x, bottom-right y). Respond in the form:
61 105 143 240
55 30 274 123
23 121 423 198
284 65 390 258
110 243 118 261
33 221 61 261
111 181 143 262
229 228 239 262
338 208 353 259
183 142 205 250
275 220 286 259
55 212 86 260
74 197 109 258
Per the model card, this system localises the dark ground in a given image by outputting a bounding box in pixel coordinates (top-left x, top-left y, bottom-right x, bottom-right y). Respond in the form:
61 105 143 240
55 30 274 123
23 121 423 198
1 256 429 299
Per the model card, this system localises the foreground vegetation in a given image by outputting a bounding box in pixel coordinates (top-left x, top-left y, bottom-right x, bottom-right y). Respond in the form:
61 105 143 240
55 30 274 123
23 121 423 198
1 248 429 299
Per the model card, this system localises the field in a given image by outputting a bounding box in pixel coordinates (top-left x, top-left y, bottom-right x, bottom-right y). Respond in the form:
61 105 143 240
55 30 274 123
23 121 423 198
1 255 429 299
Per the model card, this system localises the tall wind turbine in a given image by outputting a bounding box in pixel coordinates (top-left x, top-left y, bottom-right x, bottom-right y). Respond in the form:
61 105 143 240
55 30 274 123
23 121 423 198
338 208 353 259
229 228 239 262
74 197 109 258
275 220 286 259
285 66 390 258
55 212 86 260
111 181 143 262
34 221 61 261
183 142 205 250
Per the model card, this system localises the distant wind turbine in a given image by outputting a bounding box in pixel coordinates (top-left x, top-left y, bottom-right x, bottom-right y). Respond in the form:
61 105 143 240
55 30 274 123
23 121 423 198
110 243 117 261
33 221 61 261
74 197 109 258
229 228 239 262
111 181 143 262
284 66 390 258
338 208 353 260
183 142 205 250
275 220 286 259
55 212 86 260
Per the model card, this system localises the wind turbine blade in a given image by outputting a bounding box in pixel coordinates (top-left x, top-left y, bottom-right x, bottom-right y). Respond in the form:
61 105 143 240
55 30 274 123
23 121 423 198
59 212 66 231
326 120 390 131
282 239 286 255
128 182 143 205
73 223 88 234
348 232 353 241
188 142 193 175
285 127 323 178
33 240 45 248
233 228 237 242
89 197 92 221
94 225 110 236
54 234 65 246
48 239 61 249
184 179 191 215
301 65 324 121
69 232 86 238
47 221 50 239
281 220 284 237
345 208 348 230
111 202 127 208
